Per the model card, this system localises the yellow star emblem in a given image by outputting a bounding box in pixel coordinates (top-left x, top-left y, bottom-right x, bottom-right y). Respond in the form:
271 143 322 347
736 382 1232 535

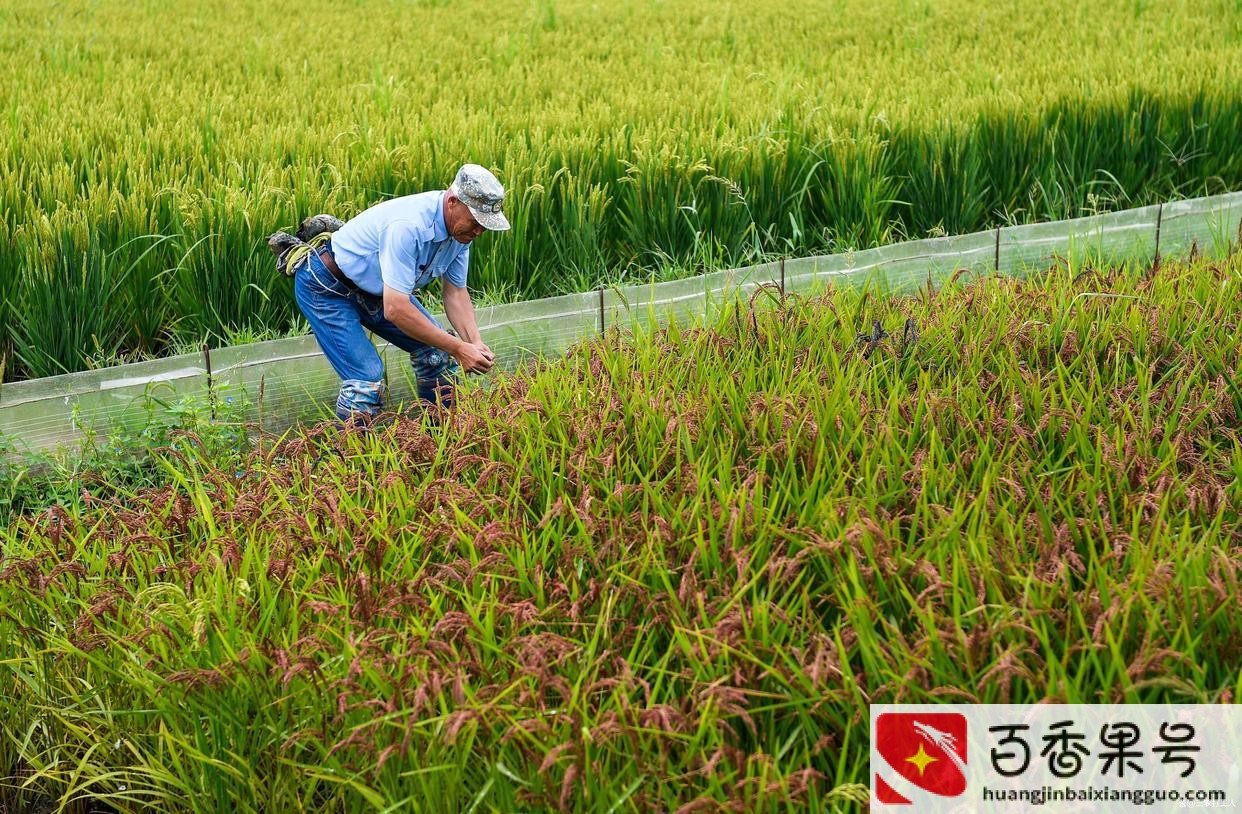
905 742 939 776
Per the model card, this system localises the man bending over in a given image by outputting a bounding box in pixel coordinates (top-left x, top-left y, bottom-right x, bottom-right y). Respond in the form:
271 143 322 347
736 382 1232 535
273 163 508 421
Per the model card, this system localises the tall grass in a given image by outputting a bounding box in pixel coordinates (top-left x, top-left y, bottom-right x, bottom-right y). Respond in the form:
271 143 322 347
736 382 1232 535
1 253 1237 812
3 0 1242 378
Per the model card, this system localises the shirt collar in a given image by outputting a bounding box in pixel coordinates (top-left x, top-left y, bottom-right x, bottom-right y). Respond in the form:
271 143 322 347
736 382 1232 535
432 191 449 243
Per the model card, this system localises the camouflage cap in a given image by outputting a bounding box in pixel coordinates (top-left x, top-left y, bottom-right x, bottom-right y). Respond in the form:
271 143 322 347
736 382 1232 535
449 163 510 231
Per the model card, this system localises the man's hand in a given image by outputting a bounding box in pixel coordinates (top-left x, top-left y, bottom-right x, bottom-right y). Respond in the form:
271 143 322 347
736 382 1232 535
453 341 495 374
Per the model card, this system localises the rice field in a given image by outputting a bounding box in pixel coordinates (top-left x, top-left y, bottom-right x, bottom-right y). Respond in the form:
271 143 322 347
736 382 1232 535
4 0 1242 378
2 254 1238 812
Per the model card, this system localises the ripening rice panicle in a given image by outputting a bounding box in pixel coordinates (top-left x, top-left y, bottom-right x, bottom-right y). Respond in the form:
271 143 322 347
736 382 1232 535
0 253 1237 811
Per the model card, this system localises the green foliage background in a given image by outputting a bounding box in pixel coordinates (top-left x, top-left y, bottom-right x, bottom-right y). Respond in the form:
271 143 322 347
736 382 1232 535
3 0 1242 377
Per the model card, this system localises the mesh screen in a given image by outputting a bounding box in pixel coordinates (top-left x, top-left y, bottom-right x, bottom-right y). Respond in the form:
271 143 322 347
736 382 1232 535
2 193 1237 455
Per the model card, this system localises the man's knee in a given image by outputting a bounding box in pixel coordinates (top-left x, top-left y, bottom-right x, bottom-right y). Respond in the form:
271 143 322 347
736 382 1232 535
409 348 458 409
336 378 387 421
409 346 457 381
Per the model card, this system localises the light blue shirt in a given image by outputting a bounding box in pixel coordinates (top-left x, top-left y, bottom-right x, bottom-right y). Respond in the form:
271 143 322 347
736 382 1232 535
331 190 470 296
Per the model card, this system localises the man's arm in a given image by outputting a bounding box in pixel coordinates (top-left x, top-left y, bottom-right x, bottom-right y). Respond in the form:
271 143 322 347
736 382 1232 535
442 280 483 345
377 222 492 373
382 286 494 373
381 285 459 353
436 243 493 369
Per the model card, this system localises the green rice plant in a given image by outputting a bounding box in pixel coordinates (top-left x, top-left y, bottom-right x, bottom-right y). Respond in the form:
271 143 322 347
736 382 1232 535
4 0 1242 378
0 252 1236 812
0 383 254 524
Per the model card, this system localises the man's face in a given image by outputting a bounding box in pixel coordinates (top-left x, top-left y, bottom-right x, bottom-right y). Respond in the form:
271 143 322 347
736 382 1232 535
445 194 486 244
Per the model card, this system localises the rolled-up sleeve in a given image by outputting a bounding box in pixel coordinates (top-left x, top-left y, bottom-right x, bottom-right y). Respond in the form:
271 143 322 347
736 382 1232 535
378 220 424 294
445 245 469 289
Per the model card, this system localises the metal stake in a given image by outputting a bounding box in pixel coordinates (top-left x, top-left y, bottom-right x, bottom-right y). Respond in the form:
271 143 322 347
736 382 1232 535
994 227 1001 272
1153 202 1164 267
203 342 215 420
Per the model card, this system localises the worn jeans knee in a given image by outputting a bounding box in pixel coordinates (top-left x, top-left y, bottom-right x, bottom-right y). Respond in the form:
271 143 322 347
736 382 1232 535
336 378 387 421
410 345 457 381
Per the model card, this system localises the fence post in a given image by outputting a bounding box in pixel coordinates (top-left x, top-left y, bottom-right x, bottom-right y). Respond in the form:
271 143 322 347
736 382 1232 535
994 227 1001 272
203 342 215 420
779 256 786 300
597 287 605 336
1153 202 1164 267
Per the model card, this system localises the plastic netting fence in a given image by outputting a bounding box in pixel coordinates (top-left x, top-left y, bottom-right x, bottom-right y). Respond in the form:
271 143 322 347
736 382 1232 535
2 191 1240 455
